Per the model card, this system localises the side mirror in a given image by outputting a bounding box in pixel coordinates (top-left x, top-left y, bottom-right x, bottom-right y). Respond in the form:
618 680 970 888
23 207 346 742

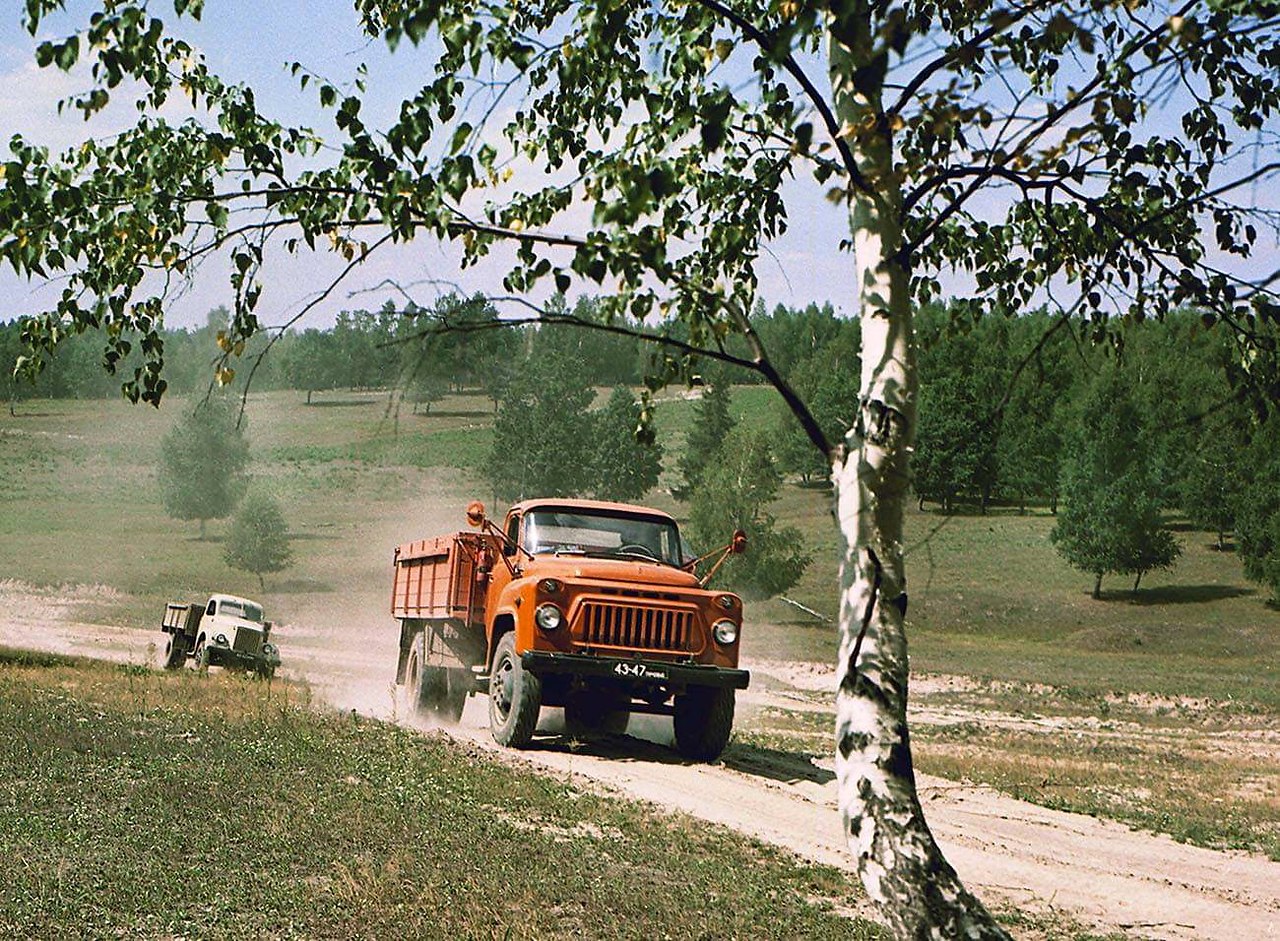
465 500 486 528
731 529 747 554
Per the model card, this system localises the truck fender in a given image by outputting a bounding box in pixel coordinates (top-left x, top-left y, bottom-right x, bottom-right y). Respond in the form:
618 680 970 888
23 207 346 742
487 611 517 669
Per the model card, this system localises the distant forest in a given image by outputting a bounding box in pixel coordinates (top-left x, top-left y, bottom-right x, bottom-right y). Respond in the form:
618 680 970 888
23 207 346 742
3 294 1273 520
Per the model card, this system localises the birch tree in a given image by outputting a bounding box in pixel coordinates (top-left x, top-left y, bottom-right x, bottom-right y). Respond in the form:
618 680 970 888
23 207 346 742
4 1 1280 936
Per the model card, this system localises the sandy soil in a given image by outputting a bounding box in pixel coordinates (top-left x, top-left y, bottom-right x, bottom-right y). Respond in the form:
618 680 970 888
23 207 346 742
3 580 1277 940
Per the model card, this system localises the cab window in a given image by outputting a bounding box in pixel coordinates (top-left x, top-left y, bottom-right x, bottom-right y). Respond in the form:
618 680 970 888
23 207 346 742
504 514 520 556
206 600 216 616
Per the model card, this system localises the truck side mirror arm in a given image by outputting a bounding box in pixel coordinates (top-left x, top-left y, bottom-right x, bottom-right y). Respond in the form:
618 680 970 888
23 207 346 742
691 529 747 587
481 520 532 576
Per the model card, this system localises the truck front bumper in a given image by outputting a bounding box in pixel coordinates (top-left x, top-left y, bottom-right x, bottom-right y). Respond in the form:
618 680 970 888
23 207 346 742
520 651 749 690
206 646 281 671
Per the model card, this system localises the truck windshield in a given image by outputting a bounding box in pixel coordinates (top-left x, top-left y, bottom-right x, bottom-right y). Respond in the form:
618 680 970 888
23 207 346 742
524 509 683 566
220 600 263 623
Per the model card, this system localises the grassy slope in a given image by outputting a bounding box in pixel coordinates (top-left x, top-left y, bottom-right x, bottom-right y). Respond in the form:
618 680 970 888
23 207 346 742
3 386 1278 866
0 650 879 940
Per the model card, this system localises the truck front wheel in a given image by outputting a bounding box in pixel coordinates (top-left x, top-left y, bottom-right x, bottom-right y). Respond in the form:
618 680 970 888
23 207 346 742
162 633 189 671
673 686 735 762
488 633 540 748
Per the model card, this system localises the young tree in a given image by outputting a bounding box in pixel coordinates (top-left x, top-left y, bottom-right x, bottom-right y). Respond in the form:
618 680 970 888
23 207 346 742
487 330 595 501
223 491 294 590
1236 421 1280 601
687 426 811 599
9 3 1280 935
591 386 663 502
158 396 249 539
1051 373 1181 597
1181 416 1248 550
675 383 735 499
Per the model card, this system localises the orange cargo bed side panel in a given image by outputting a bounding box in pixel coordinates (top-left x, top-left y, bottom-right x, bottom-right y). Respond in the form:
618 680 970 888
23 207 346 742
391 532 492 625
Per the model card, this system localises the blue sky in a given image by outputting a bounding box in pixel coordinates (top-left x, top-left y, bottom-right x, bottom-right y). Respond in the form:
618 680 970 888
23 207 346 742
0 2 855 332
1 3 1275 335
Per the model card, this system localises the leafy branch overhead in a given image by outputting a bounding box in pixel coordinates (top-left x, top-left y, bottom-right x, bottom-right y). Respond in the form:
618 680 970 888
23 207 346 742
3 1 1277 414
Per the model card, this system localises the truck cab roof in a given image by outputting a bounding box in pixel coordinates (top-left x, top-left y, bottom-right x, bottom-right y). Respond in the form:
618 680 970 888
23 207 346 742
207 594 265 624
506 498 676 523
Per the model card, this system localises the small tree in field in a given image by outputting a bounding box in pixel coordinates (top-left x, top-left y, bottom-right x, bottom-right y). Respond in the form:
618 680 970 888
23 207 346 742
486 330 594 501
1236 421 1280 602
223 492 293 591
1181 417 1247 550
158 396 249 539
1052 372 1180 597
687 426 810 599
591 386 662 502
675 383 734 499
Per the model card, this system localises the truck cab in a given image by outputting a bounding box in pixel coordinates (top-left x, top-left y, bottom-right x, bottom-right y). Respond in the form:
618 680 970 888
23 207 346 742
392 499 749 760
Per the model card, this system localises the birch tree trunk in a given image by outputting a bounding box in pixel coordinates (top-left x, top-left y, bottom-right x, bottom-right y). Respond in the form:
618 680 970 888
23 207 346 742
828 10 1011 938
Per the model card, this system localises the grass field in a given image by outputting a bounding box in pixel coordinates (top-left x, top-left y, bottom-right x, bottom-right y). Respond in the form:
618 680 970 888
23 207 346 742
2 385 1277 865
0 649 880 940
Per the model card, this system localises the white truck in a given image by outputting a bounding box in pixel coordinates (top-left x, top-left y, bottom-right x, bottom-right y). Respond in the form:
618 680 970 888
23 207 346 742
161 593 281 678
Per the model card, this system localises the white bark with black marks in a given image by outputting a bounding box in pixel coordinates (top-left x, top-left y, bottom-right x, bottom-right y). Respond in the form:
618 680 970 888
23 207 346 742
829 7 1011 938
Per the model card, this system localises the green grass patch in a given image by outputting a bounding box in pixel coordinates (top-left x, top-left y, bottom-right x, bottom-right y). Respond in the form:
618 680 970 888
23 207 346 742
0 657 879 940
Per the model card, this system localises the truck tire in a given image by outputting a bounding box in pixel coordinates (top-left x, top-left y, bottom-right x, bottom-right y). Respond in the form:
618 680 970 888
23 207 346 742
488 633 540 748
194 639 210 672
441 668 469 723
162 633 189 671
673 686 735 762
405 636 465 724
256 664 276 681
564 689 630 737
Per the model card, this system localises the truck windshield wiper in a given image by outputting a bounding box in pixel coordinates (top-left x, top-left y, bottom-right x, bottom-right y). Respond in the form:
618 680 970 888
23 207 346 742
590 548 669 565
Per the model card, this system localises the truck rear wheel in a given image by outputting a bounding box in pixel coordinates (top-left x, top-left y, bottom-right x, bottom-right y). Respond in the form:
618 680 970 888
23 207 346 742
488 633 540 748
673 686 735 762
162 633 189 671
405 635 466 724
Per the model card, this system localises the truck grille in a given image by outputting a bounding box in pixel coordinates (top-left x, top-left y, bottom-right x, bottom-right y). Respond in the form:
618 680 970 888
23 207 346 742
233 628 263 656
578 602 694 653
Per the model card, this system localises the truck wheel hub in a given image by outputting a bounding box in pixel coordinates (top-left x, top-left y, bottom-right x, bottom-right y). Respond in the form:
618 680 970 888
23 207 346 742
492 659 514 712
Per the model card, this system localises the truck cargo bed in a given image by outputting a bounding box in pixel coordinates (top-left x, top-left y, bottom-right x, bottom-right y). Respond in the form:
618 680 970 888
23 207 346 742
391 531 495 625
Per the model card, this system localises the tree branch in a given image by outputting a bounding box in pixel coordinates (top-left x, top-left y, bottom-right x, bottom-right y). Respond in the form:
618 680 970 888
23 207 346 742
682 0 874 198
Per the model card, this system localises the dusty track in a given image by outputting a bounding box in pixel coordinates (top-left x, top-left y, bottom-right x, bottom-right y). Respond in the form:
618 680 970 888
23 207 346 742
2 582 1277 940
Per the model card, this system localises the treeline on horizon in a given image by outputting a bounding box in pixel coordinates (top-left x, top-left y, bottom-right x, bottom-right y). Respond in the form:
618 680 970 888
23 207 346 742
2 295 858 404
0 293 1271 513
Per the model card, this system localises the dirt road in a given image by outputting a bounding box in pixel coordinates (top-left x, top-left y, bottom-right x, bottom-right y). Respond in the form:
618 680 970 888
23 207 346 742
3 581 1277 940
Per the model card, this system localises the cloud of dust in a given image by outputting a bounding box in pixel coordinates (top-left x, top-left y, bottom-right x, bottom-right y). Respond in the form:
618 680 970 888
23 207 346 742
275 472 470 721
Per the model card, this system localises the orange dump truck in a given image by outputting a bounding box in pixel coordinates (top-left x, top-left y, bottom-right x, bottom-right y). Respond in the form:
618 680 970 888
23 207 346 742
391 498 749 760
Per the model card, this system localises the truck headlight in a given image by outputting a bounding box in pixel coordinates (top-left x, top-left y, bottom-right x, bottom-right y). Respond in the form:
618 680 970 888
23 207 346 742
535 603 563 632
262 643 276 656
711 619 738 645
214 633 229 646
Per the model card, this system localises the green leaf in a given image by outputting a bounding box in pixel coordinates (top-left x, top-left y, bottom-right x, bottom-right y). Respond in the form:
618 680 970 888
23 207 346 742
449 122 473 155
